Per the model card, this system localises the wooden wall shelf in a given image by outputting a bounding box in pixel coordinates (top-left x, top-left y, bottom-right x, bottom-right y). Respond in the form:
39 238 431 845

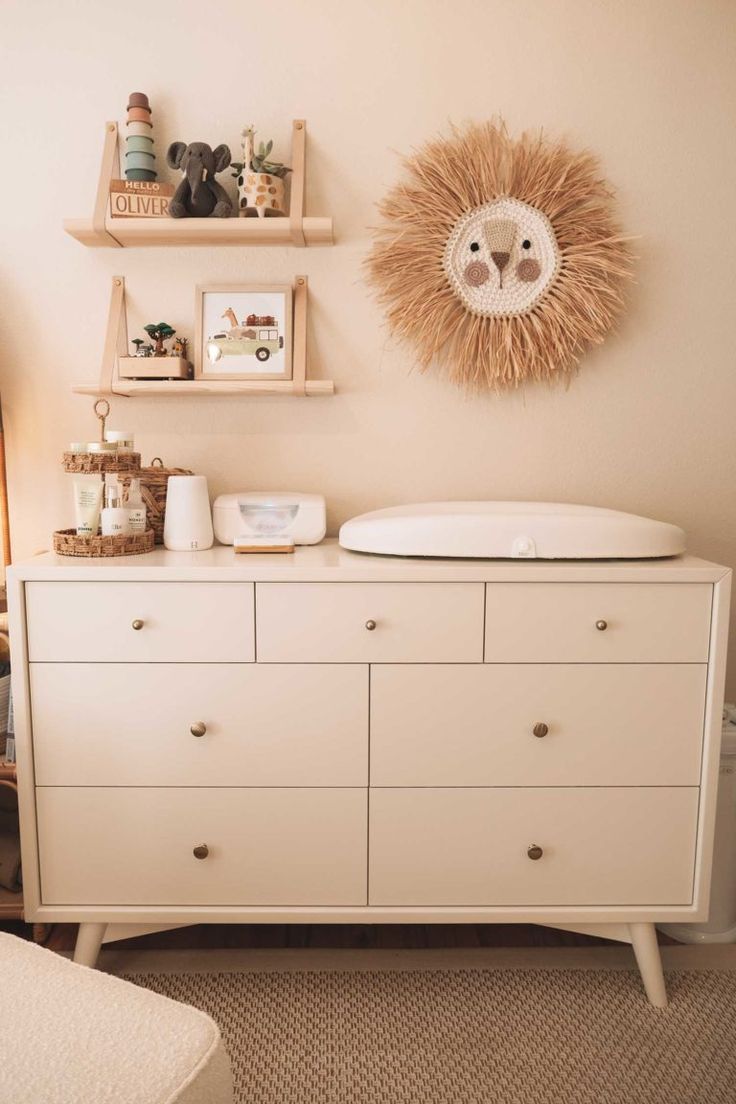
63 120 333 249
72 379 334 397
72 275 335 398
64 216 333 249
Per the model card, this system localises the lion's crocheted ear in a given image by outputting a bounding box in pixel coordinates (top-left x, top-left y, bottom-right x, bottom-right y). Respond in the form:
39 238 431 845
366 120 633 391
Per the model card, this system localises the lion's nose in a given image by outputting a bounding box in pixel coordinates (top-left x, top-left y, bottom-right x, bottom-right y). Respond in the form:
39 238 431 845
490 251 510 275
483 219 516 287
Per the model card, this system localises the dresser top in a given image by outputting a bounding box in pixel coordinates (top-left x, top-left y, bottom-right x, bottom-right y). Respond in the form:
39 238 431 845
7 540 730 583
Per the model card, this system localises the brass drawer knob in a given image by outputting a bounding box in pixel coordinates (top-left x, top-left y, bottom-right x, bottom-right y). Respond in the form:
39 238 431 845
131 619 145 631
527 844 544 861
365 619 377 631
193 844 209 860
190 722 207 738
532 723 549 739
595 619 608 631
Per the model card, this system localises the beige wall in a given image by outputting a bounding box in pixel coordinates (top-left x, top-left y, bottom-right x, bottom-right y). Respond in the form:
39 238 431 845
2 0 735 688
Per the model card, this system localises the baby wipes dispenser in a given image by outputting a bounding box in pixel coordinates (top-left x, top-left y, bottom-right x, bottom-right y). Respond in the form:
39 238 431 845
213 492 326 547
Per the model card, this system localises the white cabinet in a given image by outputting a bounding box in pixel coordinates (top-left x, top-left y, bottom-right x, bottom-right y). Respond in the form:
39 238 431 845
369 787 699 906
7 544 731 1007
37 787 367 906
370 664 707 787
485 582 712 663
31 663 368 787
26 581 255 663
257 582 484 662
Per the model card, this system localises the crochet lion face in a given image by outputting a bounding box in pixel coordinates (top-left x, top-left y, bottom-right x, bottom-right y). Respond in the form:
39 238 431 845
366 120 632 390
443 196 561 318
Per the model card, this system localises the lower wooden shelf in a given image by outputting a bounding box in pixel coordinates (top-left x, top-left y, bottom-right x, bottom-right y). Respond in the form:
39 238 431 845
76 275 334 398
72 378 334 397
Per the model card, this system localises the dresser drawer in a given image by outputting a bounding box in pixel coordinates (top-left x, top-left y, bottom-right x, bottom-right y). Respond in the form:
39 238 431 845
257 583 484 662
370 664 706 786
485 583 712 663
37 787 367 906
26 582 255 662
31 664 367 787
369 788 698 906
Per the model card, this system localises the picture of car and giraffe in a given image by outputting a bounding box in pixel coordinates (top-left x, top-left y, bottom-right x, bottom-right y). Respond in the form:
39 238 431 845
198 285 292 380
209 308 283 362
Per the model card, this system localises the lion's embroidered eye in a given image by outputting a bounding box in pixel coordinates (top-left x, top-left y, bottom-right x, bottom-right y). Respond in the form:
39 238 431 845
522 239 531 250
470 242 480 252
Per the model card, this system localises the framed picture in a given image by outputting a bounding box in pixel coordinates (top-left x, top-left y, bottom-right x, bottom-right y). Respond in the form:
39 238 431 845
194 284 293 380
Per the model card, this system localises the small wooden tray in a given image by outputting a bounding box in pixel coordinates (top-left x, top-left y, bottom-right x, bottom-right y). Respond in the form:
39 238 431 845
118 357 191 380
53 528 155 557
63 451 141 474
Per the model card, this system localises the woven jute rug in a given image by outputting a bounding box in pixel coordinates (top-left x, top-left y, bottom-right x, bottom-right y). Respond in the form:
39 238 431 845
124 966 736 1103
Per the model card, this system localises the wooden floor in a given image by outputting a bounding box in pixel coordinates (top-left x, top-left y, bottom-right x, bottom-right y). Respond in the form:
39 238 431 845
0 920 678 953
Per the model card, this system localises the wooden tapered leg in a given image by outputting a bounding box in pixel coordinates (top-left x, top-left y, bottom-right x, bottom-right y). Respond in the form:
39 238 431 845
73 922 107 968
629 923 668 1007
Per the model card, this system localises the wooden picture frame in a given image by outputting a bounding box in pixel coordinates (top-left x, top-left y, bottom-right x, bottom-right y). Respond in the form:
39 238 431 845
194 284 293 381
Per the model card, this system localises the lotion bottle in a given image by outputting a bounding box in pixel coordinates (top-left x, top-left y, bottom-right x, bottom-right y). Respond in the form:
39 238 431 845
125 478 147 534
101 476 130 537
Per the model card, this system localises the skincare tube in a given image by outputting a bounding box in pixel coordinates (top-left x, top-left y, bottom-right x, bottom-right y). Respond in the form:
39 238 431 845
74 479 103 537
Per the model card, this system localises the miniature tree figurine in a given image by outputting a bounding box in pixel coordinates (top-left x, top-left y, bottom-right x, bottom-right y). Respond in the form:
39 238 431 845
131 338 145 357
143 322 176 357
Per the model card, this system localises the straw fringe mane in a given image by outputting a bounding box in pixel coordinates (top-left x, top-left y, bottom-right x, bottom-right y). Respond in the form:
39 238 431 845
366 120 633 391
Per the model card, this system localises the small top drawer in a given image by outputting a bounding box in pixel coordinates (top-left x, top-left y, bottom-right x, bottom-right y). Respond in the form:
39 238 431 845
257 583 485 663
485 582 712 663
26 582 255 662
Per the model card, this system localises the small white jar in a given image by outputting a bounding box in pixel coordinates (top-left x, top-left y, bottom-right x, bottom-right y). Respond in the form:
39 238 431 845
104 430 135 452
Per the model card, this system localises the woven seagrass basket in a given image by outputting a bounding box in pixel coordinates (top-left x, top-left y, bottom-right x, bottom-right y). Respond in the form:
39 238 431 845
119 458 194 544
53 528 155 557
62 451 142 474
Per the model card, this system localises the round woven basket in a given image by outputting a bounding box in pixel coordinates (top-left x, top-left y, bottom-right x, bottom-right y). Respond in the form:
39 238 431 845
119 458 194 544
53 528 155 557
63 452 142 474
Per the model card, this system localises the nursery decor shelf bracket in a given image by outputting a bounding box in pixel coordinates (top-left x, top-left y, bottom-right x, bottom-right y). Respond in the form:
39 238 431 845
63 121 333 247
72 276 334 397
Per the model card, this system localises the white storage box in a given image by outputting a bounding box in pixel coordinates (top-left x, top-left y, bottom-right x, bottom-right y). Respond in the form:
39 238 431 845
213 492 326 546
338 502 686 560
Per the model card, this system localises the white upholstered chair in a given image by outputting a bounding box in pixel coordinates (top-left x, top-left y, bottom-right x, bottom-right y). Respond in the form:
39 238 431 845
0 932 234 1104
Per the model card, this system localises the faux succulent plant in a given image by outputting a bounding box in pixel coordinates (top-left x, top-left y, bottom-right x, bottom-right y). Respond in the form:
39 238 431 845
231 126 292 179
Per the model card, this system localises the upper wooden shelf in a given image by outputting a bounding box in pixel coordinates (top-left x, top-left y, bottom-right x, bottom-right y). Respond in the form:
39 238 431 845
64 119 333 249
64 215 333 249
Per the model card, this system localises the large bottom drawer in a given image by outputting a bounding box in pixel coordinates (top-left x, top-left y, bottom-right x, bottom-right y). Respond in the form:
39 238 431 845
37 788 367 906
369 787 698 906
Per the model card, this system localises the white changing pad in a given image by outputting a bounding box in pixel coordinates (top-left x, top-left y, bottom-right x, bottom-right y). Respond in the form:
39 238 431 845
338 502 686 560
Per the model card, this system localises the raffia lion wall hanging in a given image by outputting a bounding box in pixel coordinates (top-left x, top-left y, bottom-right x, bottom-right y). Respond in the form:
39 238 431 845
366 120 633 390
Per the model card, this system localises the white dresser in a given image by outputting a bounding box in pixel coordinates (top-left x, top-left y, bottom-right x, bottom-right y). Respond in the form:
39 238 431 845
8 543 731 1005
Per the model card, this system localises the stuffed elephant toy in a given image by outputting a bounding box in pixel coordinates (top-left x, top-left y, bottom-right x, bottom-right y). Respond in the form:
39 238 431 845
167 141 233 218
